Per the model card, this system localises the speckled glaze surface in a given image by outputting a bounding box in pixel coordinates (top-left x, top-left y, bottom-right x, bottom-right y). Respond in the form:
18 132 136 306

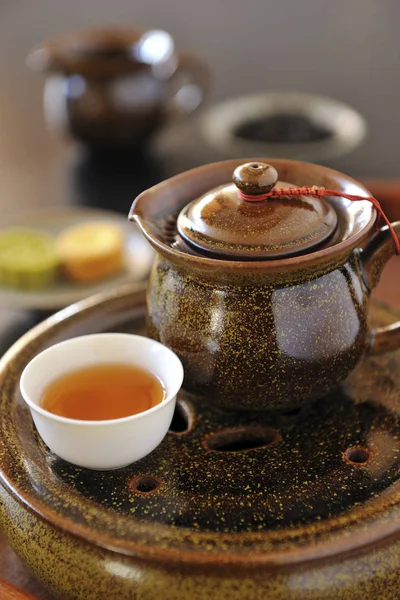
1 285 400 598
131 158 400 410
147 252 371 410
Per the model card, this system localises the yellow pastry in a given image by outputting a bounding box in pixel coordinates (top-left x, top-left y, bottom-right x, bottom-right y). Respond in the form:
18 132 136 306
0 228 59 289
56 222 124 283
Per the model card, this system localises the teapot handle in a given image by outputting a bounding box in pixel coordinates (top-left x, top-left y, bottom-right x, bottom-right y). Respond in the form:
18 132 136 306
166 51 209 118
361 221 400 354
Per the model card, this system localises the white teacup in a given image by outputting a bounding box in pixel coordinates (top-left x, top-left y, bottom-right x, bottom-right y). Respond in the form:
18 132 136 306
20 333 184 470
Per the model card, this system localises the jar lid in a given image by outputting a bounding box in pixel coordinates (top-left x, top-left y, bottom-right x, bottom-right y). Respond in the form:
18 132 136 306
176 162 338 259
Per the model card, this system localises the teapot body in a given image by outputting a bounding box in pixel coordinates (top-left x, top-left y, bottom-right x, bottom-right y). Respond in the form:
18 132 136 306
147 250 370 410
43 71 167 148
131 158 400 412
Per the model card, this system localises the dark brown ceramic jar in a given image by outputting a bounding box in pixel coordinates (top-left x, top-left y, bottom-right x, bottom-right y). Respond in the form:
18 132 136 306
129 158 400 411
27 27 209 149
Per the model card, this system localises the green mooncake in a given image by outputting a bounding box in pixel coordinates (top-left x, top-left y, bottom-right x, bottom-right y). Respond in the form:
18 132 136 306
0 228 59 290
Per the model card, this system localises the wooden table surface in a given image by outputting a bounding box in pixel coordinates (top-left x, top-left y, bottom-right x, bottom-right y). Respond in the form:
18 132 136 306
0 1 400 598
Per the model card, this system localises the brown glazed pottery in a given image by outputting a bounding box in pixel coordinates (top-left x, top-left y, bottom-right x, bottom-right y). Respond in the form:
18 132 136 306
27 27 209 148
129 158 400 411
2 285 400 598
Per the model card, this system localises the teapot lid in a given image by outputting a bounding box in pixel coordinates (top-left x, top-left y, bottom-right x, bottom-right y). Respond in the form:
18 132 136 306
176 162 338 259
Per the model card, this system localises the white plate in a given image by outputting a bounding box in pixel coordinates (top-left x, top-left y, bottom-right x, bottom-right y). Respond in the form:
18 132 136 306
201 91 367 162
0 207 154 311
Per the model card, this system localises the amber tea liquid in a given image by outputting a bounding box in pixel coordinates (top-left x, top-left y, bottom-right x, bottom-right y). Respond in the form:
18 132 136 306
41 363 165 421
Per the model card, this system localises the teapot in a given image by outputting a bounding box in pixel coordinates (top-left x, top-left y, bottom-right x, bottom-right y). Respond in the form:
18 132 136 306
129 158 400 411
27 27 209 149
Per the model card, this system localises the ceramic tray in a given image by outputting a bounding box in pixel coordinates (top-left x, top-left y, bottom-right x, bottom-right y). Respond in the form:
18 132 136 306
1 284 400 599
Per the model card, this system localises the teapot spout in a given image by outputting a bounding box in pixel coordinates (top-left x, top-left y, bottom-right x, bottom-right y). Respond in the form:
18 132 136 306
128 197 140 224
128 186 167 250
129 184 157 227
128 194 149 241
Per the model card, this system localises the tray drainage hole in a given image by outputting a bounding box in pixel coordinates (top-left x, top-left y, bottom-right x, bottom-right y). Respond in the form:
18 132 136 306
343 446 371 466
169 401 192 434
281 407 302 417
129 475 161 494
204 427 280 453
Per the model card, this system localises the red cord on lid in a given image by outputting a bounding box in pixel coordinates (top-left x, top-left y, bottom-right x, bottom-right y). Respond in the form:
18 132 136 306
238 185 400 255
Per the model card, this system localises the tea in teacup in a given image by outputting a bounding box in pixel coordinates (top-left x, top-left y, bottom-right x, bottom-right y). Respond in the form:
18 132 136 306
41 363 165 421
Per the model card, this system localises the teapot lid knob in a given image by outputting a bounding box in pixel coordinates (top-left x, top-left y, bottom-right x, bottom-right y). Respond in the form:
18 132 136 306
233 162 278 197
